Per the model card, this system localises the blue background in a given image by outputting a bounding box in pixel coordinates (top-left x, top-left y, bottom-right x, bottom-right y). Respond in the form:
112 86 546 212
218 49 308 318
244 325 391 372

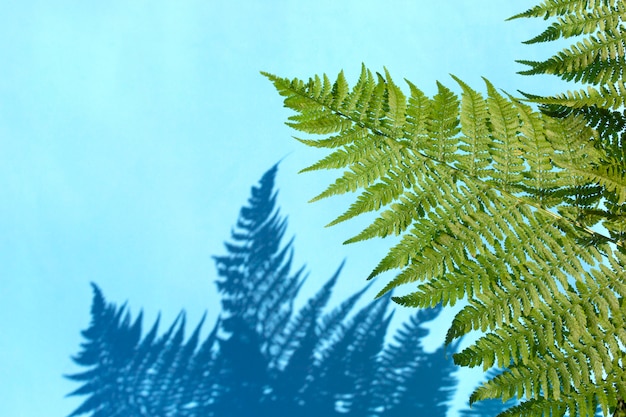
0 1 570 415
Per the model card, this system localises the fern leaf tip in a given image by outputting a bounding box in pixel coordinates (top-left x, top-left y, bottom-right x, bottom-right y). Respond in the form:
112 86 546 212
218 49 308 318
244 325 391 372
343 234 365 245
368 270 381 281
325 217 347 228
260 71 278 81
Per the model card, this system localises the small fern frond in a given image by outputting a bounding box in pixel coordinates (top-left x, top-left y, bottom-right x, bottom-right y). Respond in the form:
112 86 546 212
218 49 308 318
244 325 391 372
308 146 405 202
451 75 491 177
519 29 626 82
508 0 619 22
422 82 461 163
384 67 407 136
404 79 432 148
522 3 625 44
294 126 368 149
328 165 419 228
531 82 626 111
566 163 626 204
300 134 389 173
484 79 526 190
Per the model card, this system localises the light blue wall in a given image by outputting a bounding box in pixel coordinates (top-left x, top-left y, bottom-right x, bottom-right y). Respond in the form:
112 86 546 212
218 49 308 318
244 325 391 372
0 1 566 415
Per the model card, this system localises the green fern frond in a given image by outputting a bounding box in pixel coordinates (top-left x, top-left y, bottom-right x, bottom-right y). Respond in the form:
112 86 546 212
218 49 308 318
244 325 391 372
451 75 491 177
265 65 626 416
514 0 626 161
423 82 460 162
519 29 626 82
459 253 626 413
300 134 391 173
531 81 626 110
404 79 432 148
308 146 406 202
508 0 620 22
294 127 367 149
383 68 407 136
264 0 626 414
520 3 625 44
328 167 420 228
534 104 626 142
566 163 626 204
484 79 526 190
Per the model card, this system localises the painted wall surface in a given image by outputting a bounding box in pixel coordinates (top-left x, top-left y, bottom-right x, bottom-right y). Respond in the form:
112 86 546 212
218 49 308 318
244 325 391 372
0 1 568 416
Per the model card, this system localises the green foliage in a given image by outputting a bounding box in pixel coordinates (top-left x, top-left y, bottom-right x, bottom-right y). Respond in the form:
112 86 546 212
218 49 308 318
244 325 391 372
512 0 626 111
264 1 626 416
460 369 520 417
511 0 626 251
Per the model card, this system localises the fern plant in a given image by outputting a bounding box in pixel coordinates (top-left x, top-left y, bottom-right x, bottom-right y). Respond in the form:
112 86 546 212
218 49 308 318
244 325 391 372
264 1 626 416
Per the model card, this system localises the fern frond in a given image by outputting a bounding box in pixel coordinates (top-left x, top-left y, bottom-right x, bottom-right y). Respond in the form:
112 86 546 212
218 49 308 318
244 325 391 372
567 163 626 204
422 82 460 162
383 68 407 136
328 166 420 228
404 79 432 148
514 0 626 187
308 145 405 202
451 75 491 177
519 29 626 81
509 0 621 22
300 133 390 173
521 3 625 44
484 79 526 190
266 66 626 416
294 126 368 149
531 81 626 110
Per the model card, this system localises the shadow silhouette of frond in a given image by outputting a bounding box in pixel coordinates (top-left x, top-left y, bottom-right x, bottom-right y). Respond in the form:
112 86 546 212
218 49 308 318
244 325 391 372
66 164 460 417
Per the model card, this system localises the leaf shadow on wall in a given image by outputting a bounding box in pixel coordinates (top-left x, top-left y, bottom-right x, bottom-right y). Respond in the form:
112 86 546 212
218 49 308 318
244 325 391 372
65 164 502 417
